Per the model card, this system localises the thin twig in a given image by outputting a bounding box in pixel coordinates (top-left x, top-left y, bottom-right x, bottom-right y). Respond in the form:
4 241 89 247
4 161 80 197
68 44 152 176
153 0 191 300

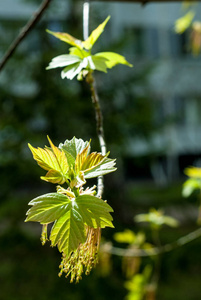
101 227 201 257
83 1 90 41
86 72 106 198
0 0 52 72
83 1 106 198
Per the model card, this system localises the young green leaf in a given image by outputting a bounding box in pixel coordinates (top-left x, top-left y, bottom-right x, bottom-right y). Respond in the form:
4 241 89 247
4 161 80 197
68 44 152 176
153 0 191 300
61 62 85 80
135 208 179 229
184 166 201 178
114 229 137 244
75 142 91 173
50 208 86 256
91 56 108 73
69 47 89 58
83 156 117 179
59 137 90 167
28 137 69 184
95 52 133 68
174 10 195 34
82 16 111 50
182 178 201 197
47 29 83 49
75 194 114 228
46 16 132 80
25 193 71 224
46 55 81 70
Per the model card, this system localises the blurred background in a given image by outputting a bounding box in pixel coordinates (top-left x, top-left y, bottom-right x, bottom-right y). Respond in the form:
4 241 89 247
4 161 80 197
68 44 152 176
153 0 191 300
1 0 201 299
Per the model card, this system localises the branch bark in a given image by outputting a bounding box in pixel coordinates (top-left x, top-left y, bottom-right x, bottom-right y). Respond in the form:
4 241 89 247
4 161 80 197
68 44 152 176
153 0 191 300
101 227 201 257
0 0 52 72
83 2 106 198
86 72 106 198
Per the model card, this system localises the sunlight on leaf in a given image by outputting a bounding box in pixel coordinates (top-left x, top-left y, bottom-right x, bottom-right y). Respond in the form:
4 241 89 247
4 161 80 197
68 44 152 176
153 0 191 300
114 229 137 244
83 16 110 50
135 208 179 229
184 166 201 178
25 193 71 224
46 55 81 70
76 194 114 228
47 29 83 48
50 208 86 256
46 16 132 80
28 137 69 184
95 52 133 68
174 10 195 34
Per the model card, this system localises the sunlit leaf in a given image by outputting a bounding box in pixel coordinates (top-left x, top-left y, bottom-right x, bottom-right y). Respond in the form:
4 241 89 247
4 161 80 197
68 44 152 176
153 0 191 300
81 152 106 171
114 229 136 244
174 10 195 34
50 208 86 256
75 142 91 173
25 193 71 224
84 156 116 179
28 137 69 184
76 194 114 228
91 56 108 73
124 265 152 300
83 16 110 50
69 47 89 58
41 169 65 184
47 29 83 49
135 208 179 228
182 178 201 197
184 166 201 178
59 137 90 167
46 55 81 70
95 52 133 68
61 62 82 80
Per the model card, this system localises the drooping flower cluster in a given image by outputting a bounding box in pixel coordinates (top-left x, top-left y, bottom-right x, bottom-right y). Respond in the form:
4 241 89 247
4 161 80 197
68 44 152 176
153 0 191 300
26 137 116 282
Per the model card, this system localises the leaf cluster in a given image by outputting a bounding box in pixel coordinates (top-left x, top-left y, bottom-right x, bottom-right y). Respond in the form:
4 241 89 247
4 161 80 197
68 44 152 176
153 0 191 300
26 137 116 260
46 16 132 80
135 208 179 230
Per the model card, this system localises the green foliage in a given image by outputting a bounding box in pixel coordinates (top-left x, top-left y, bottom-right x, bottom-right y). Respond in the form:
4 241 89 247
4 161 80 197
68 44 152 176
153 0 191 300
182 166 201 224
26 136 116 282
174 2 201 55
46 16 132 80
174 11 195 34
114 229 145 246
183 166 201 197
28 136 116 187
135 208 179 230
124 266 152 300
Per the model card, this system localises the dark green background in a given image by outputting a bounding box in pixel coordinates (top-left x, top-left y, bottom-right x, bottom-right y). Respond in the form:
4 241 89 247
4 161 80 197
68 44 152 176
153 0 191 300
0 1 201 299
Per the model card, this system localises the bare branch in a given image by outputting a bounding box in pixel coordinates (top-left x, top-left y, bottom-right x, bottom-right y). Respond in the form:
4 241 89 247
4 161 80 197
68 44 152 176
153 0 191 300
101 227 201 257
86 72 107 198
83 1 106 198
0 0 53 72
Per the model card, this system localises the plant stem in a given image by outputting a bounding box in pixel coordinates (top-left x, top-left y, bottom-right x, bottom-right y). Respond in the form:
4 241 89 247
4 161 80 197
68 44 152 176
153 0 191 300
151 228 162 294
82 2 106 198
102 226 201 257
86 72 106 198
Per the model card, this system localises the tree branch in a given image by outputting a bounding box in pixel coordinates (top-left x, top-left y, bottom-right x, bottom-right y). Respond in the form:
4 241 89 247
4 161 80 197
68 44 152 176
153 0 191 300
0 0 53 72
86 72 107 198
101 227 201 257
83 1 106 198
